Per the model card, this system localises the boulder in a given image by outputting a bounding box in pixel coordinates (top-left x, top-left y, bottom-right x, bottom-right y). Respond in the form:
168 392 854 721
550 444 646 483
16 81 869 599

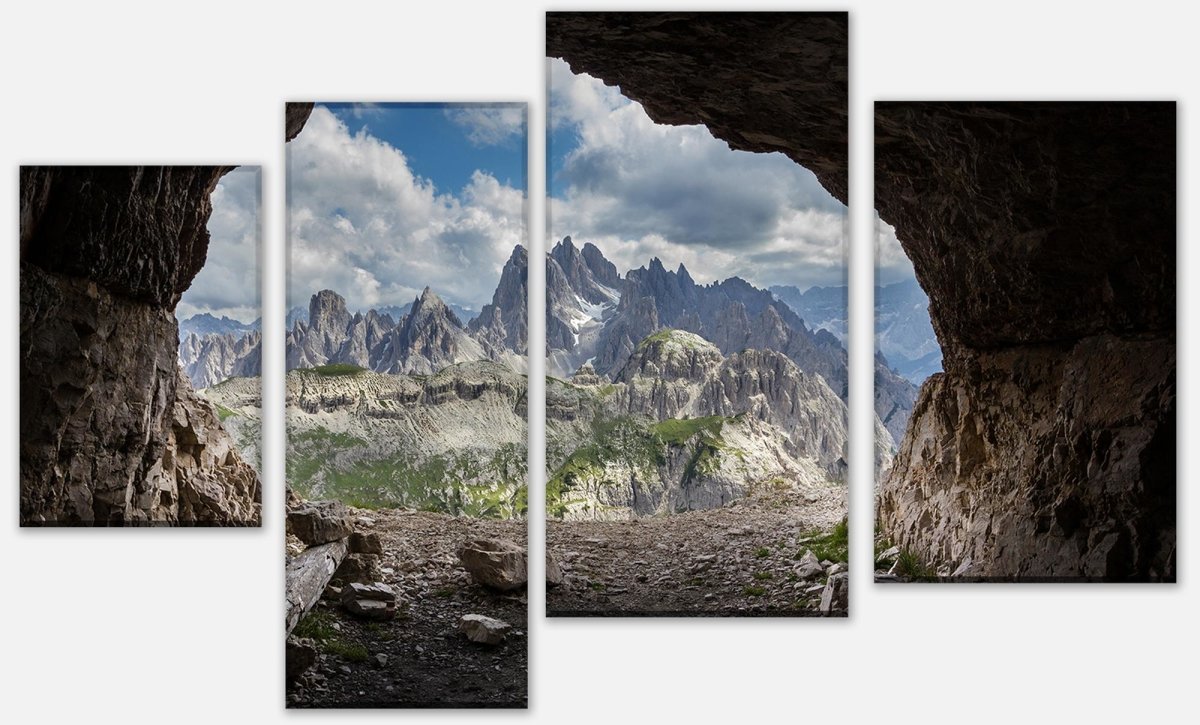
343 598 394 621
350 531 383 555
458 538 527 591
287 501 352 546
333 553 381 585
546 551 565 588
458 614 512 646
340 582 398 621
793 550 823 580
342 582 396 601
819 572 849 614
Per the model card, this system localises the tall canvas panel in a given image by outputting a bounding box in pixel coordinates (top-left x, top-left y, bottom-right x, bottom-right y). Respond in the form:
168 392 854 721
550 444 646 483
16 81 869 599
873 101 1176 583
544 12 853 616
283 102 529 707
19 165 263 526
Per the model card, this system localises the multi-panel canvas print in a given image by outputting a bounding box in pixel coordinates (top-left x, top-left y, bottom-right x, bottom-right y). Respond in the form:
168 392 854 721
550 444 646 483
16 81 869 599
543 12 853 616
283 102 529 707
873 101 1176 582
19 165 263 526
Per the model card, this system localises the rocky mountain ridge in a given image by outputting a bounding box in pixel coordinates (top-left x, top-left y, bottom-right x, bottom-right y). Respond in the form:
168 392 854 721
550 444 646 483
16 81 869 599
544 328 889 520
540 241 918 444
179 312 260 339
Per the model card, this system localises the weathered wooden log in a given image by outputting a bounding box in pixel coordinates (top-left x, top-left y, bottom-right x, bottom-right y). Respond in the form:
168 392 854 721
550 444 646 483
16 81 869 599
285 538 349 634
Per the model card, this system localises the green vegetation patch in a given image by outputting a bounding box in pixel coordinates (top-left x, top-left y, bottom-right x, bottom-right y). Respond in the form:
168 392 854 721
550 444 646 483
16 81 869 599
893 549 936 580
309 363 367 377
638 328 679 347
650 415 725 446
214 403 237 422
287 426 526 519
636 327 707 351
293 610 370 662
800 517 849 564
651 415 733 484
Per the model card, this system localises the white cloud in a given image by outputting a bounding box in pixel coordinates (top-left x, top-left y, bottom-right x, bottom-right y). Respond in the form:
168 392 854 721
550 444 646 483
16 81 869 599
445 105 526 147
178 167 260 323
548 59 846 290
875 219 916 285
287 106 525 313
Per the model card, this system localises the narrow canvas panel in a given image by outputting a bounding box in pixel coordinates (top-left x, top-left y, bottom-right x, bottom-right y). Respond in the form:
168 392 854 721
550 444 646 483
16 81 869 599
283 103 529 707
873 101 1176 583
544 12 851 616
19 165 263 527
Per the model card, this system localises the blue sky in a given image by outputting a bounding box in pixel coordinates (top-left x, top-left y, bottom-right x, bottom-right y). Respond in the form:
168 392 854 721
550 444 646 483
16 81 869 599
288 103 527 313
547 58 847 291
327 103 526 194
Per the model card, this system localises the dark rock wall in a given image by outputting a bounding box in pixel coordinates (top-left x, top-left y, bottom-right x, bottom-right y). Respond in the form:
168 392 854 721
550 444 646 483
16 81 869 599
875 103 1176 580
20 166 260 525
547 11 848 204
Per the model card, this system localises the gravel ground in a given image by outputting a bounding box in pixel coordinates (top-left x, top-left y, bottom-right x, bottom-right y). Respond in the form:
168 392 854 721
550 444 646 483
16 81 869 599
288 509 528 708
547 489 848 617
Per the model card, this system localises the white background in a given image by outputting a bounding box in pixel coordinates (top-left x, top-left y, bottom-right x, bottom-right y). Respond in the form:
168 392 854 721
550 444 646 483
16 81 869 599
1 1 1194 722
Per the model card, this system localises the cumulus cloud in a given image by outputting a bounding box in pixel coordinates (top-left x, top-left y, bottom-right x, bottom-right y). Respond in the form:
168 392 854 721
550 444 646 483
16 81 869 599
875 218 916 285
178 167 260 323
446 105 526 147
287 105 525 313
547 59 846 290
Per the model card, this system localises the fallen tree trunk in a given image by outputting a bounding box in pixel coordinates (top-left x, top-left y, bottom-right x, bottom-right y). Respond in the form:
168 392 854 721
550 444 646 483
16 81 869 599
285 538 349 634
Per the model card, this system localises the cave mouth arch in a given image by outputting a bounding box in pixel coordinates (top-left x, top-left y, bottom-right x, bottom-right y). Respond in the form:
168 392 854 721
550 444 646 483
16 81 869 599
550 14 1175 581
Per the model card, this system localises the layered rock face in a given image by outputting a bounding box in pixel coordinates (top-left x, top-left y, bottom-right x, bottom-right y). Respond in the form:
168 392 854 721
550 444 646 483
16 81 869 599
269 360 528 517
19 166 261 525
875 103 1176 580
546 11 848 203
545 329 862 520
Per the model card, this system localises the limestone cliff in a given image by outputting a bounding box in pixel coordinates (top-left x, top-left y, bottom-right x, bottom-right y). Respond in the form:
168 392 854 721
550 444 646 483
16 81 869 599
545 330 868 521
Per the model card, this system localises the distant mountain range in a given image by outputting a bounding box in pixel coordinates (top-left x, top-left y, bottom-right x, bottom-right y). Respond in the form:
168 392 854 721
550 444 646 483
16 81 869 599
284 301 477 329
179 313 260 339
770 278 943 384
177 237 920 455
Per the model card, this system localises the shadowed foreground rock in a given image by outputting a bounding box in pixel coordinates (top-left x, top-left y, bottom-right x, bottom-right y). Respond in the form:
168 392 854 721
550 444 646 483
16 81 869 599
875 103 1176 580
19 166 261 525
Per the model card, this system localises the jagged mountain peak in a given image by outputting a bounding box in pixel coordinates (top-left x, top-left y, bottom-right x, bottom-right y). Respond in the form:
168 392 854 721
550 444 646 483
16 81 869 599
310 288 346 309
580 242 620 286
676 263 693 285
406 287 459 325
